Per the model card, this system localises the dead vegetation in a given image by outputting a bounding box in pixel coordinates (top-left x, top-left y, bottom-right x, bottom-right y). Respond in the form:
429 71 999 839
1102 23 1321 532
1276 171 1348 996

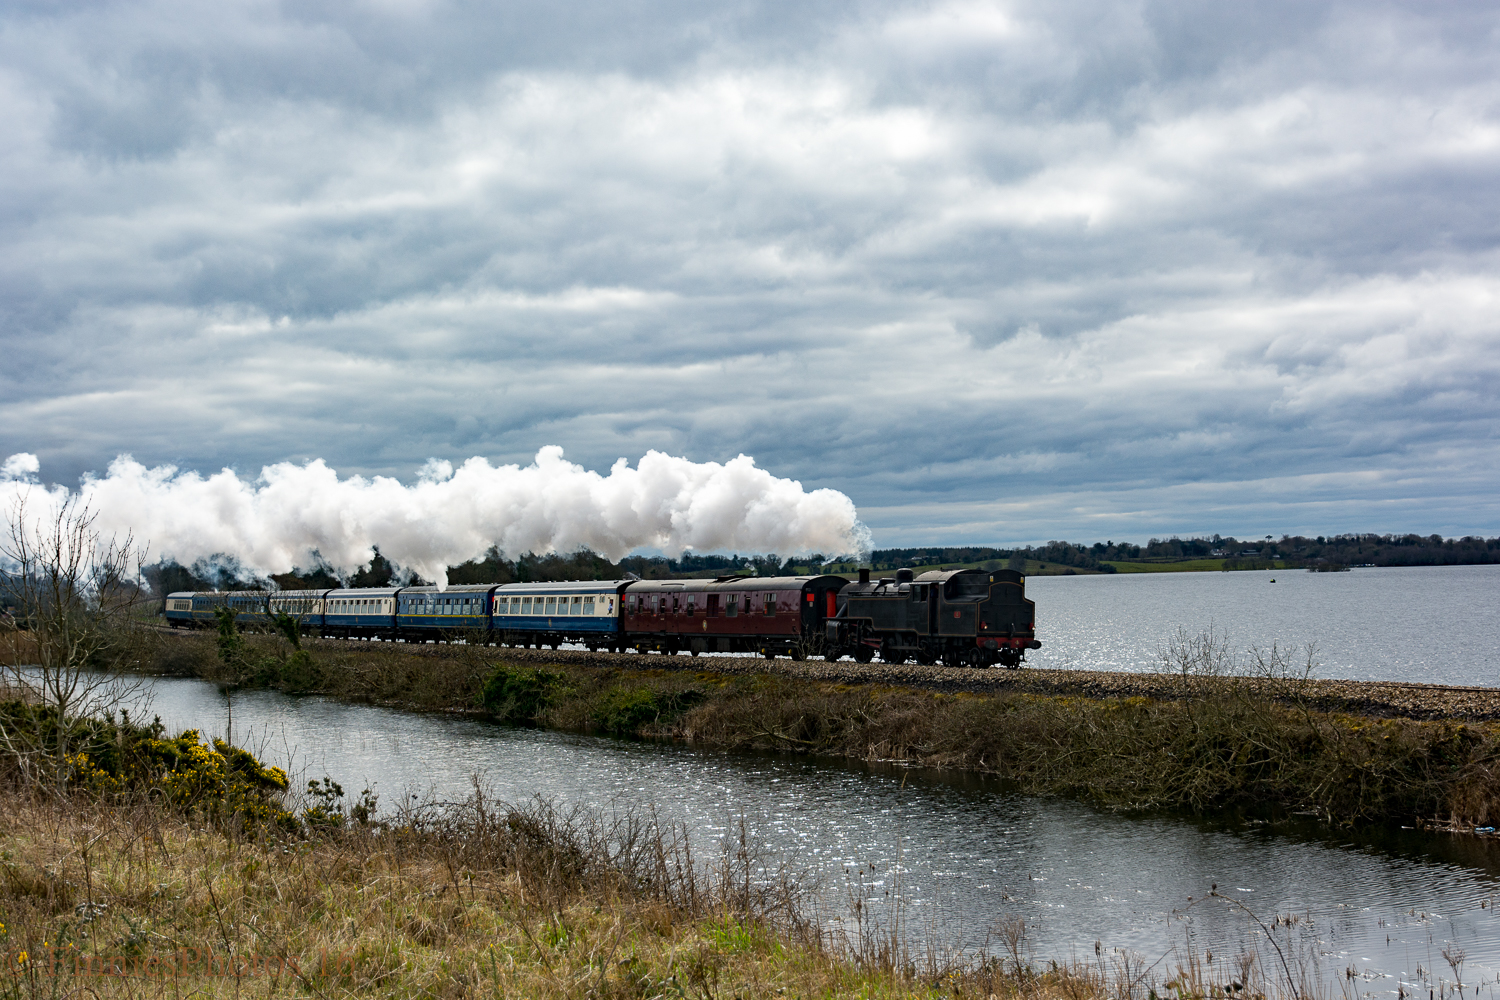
0 777 1183 999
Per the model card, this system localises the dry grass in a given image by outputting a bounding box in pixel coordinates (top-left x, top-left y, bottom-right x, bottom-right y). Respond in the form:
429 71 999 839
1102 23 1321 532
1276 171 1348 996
0 786 1147 1000
0 631 39 670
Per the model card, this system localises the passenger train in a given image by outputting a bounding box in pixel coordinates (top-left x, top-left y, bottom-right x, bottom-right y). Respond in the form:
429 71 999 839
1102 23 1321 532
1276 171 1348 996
166 567 1040 668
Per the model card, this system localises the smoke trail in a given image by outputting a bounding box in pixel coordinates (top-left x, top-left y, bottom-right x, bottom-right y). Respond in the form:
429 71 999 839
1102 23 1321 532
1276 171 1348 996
1 447 870 586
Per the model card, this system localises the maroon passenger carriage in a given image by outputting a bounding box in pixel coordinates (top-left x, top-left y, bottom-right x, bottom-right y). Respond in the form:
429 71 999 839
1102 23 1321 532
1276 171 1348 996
622 574 848 659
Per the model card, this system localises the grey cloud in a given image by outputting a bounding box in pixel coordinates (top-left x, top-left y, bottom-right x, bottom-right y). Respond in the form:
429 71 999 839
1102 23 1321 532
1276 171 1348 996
2 0 1499 544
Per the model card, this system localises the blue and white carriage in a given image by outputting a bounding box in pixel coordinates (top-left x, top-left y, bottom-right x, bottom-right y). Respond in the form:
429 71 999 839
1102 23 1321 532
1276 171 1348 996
164 591 200 627
323 588 399 637
397 585 498 636
489 581 629 649
165 579 632 649
166 589 327 629
268 590 328 627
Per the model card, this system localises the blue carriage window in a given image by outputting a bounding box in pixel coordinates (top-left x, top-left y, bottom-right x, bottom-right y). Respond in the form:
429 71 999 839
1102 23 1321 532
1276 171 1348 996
583 596 595 615
544 596 556 614
570 596 582 613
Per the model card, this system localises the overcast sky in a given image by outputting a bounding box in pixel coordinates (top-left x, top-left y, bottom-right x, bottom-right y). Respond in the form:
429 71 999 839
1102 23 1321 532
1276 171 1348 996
3 0 1498 549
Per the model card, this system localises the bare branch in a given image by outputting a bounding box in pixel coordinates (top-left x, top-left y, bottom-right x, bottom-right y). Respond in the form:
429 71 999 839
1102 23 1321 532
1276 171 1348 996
2 492 152 788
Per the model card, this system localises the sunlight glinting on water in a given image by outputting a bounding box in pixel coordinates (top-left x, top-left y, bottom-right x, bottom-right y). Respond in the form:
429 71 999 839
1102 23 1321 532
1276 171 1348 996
132 661 1500 1000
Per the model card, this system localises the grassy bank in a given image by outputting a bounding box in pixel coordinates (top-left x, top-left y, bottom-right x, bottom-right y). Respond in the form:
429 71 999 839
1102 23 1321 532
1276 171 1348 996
0 700 1147 1000
143 630 1500 832
490 663 1500 829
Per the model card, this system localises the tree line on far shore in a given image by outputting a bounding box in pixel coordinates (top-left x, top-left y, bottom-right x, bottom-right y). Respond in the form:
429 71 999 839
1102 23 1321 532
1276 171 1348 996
870 533 1500 574
124 531 1500 596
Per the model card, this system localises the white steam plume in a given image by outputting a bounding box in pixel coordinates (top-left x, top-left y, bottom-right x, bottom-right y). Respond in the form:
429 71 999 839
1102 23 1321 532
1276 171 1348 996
1 447 870 587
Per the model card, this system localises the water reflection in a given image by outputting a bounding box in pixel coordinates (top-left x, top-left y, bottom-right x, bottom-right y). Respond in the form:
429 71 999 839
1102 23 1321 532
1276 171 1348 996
132 674 1500 997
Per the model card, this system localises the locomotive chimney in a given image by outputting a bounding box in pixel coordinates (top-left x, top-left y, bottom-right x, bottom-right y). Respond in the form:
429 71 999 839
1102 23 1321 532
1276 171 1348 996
858 568 870 585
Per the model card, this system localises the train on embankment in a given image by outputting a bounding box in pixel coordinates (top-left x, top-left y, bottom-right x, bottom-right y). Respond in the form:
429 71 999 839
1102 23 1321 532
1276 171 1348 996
166 567 1041 668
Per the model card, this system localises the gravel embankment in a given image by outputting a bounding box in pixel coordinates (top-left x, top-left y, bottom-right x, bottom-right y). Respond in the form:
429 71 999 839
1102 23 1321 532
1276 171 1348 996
340 639 1500 723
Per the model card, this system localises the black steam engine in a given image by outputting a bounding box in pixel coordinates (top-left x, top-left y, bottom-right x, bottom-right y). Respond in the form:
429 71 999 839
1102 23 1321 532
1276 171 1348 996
825 567 1040 668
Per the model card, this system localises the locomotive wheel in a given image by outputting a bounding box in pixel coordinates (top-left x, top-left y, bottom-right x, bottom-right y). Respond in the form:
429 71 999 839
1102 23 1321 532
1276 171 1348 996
762 649 776 660
854 645 874 664
790 647 805 661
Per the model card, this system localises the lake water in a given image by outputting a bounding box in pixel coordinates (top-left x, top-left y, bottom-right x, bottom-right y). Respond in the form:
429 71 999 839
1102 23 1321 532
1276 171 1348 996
534 565 1496 685
132 673 1500 1000
1023 564 1500 686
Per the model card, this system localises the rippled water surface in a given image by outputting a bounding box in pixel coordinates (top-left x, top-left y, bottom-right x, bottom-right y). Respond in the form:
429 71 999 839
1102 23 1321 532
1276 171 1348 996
1024 564 1500 685
134 674 1500 998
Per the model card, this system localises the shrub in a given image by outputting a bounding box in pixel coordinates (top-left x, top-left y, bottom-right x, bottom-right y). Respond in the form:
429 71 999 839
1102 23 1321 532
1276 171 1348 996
0 702 295 828
483 664 564 722
591 687 704 736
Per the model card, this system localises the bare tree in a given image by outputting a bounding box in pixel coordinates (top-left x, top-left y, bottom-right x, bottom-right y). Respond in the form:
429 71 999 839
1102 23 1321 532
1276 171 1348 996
1 493 149 786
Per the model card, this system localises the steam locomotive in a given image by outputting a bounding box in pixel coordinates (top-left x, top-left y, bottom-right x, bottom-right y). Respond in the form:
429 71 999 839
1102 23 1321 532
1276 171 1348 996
165 566 1040 668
